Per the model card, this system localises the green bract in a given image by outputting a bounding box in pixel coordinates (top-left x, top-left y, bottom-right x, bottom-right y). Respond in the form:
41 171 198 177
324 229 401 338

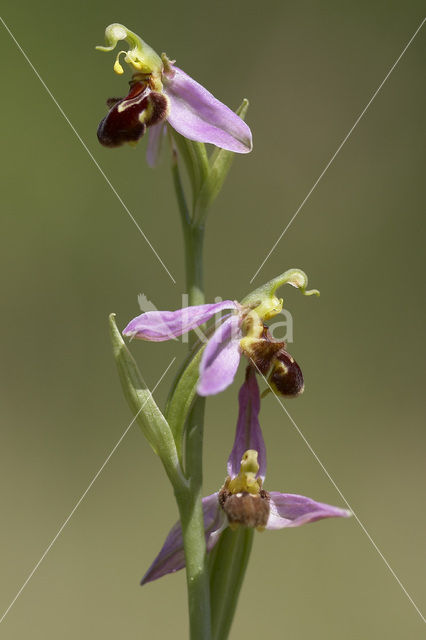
109 313 186 490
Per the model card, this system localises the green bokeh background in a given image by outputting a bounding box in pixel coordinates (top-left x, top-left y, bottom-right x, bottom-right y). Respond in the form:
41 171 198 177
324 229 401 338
1 1 425 638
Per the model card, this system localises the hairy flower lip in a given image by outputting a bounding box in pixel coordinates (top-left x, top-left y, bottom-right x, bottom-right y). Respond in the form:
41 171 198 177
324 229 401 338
219 488 271 530
97 81 170 148
140 371 351 585
268 349 305 397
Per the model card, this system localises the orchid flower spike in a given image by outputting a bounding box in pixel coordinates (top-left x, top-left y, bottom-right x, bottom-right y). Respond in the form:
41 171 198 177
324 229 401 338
141 370 351 585
96 23 252 163
123 269 320 397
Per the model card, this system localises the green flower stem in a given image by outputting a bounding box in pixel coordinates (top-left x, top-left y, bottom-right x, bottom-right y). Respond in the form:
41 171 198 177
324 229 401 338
174 398 210 640
171 148 212 639
171 148 191 227
208 528 254 640
171 150 205 310
185 224 205 310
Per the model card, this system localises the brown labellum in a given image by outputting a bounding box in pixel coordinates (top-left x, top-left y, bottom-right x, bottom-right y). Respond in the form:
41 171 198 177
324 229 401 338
240 337 285 375
219 488 270 529
240 327 286 375
145 92 170 127
97 81 169 148
268 350 304 397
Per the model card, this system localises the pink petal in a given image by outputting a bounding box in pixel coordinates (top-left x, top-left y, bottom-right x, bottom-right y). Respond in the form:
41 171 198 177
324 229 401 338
146 122 166 167
164 67 252 153
123 301 237 341
266 492 351 530
141 493 226 585
227 370 266 482
197 315 241 396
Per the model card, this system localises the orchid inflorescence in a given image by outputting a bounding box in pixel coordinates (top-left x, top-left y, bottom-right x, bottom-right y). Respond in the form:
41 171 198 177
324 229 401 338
98 22 350 639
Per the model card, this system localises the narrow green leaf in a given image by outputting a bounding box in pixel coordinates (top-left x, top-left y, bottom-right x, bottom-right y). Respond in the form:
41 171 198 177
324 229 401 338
109 313 185 488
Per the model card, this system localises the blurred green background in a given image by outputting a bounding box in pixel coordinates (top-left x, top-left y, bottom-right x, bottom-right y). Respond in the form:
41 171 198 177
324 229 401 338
1 1 425 638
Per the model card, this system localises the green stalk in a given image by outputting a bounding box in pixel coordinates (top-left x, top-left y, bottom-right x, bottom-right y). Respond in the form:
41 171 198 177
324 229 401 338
171 150 205 309
185 224 205 310
171 150 212 639
175 397 209 638
208 528 254 640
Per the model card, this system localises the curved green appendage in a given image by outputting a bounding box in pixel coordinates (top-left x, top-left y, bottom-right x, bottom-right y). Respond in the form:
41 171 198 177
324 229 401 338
209 527 255 640
96 23 163 81
242 268 320 305
194 99 250 224
241 268 320 321
109 313 186 490
165 344 205 464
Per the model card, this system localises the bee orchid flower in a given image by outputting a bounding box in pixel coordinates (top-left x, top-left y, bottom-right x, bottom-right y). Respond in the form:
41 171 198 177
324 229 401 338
96 23 252 163
123 269 319 397
141 370 351 585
